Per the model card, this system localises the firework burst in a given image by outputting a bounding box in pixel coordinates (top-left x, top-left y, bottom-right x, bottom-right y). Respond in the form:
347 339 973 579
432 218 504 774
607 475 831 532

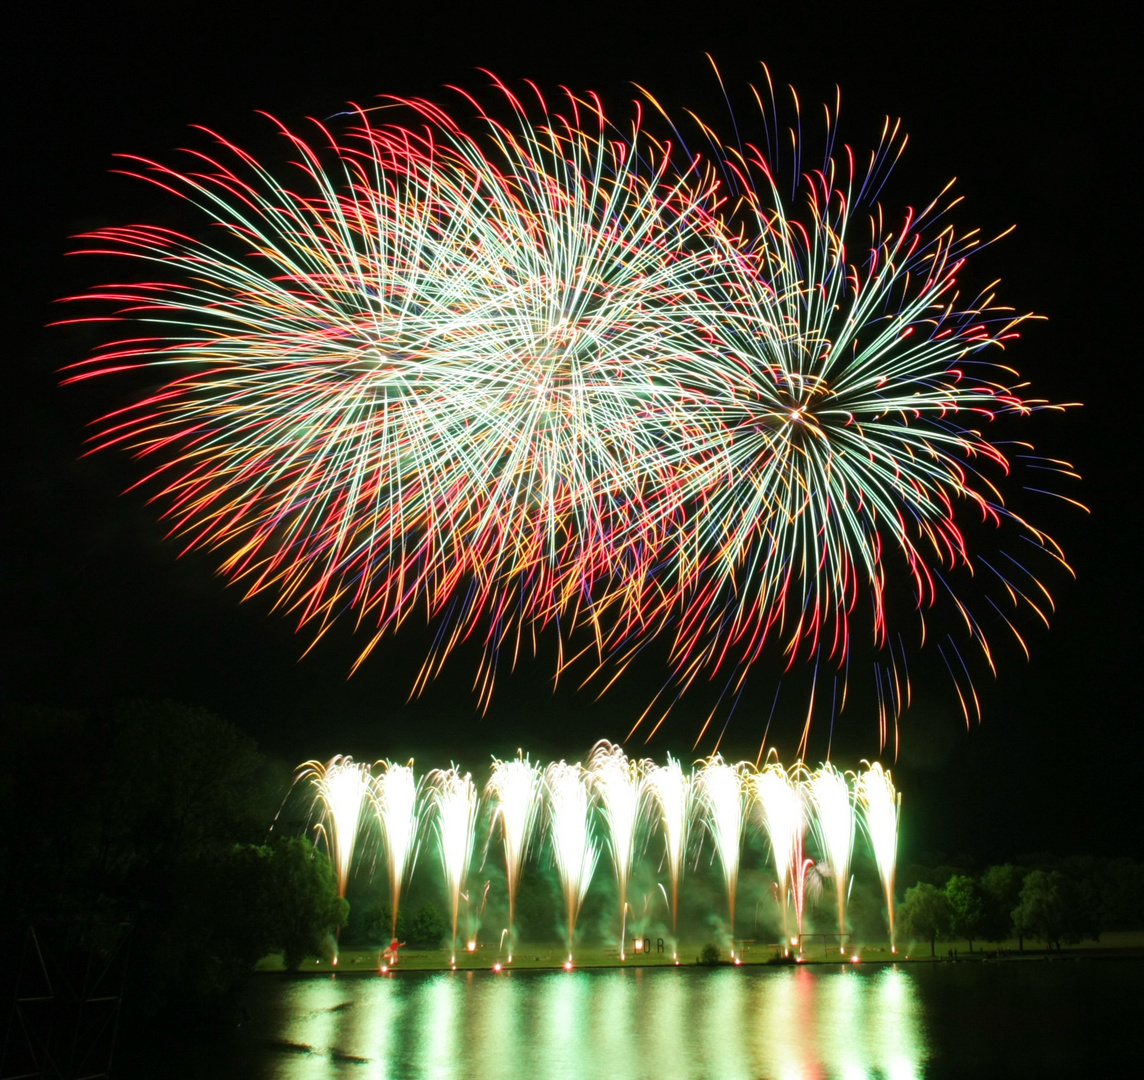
631 67 1080 748
63 69 1079 743
62 84 725 709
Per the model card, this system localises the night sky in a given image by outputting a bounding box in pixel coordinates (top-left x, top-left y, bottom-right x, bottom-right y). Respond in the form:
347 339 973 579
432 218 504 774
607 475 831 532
5 3 1138 862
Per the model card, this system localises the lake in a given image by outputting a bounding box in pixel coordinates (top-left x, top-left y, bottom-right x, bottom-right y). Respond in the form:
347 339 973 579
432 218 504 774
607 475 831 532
117 959 1140 1078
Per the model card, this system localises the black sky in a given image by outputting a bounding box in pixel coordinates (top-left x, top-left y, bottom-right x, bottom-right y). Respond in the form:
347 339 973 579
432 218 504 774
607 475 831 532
4 2 1139 860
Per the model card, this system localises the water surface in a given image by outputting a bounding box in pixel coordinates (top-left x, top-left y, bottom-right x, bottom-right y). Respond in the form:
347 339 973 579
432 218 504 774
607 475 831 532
120 960 1140 1078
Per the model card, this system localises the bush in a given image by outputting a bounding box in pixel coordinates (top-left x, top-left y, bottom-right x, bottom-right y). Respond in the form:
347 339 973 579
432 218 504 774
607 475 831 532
698 943 720 965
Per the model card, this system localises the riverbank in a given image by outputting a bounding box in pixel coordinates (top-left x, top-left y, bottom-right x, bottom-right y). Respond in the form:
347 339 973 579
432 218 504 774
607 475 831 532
255 930 1144 974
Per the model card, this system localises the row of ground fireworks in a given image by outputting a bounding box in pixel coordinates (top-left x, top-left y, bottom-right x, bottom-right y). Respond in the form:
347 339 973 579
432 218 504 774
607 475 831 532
298 741 900 964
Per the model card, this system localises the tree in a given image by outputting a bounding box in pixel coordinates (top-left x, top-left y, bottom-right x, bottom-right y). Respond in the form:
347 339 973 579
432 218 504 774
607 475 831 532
264 836 349 969
1012 870 1068 949
945 874 984 952
898 882 951 956
980 863 1026 946
1012 869 1101 950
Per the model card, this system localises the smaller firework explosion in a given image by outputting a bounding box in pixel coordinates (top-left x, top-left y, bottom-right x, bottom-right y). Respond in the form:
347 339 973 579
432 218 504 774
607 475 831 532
752 754 802 941
807 763 857 951
486 752 543 962
544 760 600 966
427 766 479 965
857 762 901 952
588 741 649 959
371 761 423 939
296 756 371 899
695 755 749 957
644 754 693 960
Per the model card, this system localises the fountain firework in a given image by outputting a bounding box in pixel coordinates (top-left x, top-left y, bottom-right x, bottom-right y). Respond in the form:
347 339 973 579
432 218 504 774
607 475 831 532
486 753 542 961
588 741 648 959
296 756 371 899
696 756 749 955
371 761 423 938
808 764 857 950
644 754 692 958
857 762 901 952
428 766 479 964
752 756 803 940
544 761 600 964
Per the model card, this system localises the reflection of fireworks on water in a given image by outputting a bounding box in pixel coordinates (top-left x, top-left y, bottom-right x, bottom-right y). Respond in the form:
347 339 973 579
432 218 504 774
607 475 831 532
695 755 748 955
857 761 901 951
588 741 648 959
64 71 1079 745
427 766 478 964
296 755 371 898
544 760 600 965
644 754 693 957
807 763 857 950
371 760 422 937
486 752 542 961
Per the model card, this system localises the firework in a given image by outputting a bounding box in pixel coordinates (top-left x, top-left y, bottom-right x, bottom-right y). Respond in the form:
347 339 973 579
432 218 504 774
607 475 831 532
588 740 649 958
807 763 856 949
62 85 726 710
427 766 479 964
695 756 750 954
296 755 371 898
64 72 1077 740
486 751 542 960
371 760 423 937
544 760 600 964
643 754 692 958
641 68 1078 748
857 761 901 950
751 754 803 939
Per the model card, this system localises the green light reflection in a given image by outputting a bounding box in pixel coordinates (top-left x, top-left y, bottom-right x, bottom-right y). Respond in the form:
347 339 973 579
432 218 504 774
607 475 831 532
261 965 926 1079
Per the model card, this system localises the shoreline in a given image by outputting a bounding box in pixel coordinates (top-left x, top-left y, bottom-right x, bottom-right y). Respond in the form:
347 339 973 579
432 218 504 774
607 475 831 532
262 933 1144 976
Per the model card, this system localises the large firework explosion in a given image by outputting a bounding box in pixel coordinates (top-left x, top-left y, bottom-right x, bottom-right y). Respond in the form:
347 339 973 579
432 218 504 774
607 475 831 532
61 68 1078 746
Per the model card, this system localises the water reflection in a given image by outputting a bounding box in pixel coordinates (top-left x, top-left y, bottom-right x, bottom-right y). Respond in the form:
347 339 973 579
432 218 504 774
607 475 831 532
255 964 927 1079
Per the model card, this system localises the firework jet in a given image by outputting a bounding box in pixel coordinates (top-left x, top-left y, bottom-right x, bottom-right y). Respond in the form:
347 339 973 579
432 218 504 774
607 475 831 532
857 762 901 950
588 741 648 958
65 71 1077 739
427 766 479 963
808 763 857 948
544 760 600 963
695 755 749 953
644 754 692 956
752 756 803 939
486 752 542 959
371 760 422 937
297 756 371 898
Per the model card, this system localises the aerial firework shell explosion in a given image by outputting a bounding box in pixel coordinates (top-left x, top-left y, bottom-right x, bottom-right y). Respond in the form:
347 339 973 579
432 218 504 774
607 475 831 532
62 70 1078 735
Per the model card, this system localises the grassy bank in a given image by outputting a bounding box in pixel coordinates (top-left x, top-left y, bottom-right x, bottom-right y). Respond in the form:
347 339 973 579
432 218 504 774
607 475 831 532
254 930 1144 974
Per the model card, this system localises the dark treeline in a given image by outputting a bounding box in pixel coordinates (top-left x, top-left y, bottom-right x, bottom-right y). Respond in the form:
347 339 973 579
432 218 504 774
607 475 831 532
896 855 1144 956
0 701 346 1035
